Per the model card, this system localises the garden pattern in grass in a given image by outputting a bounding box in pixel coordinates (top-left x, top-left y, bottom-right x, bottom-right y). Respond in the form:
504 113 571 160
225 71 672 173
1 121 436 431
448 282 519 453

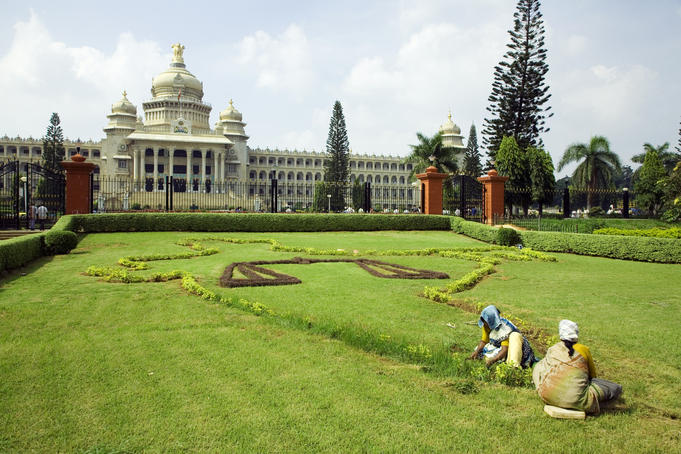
84 236 557 387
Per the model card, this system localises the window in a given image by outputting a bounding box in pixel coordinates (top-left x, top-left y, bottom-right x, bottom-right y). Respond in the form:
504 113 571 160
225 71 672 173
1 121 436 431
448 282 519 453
173 165 187 174
228 164 237 174
193 165 199 174
193 150 202 158
93 166 100 174
158 164 165 173
93 150 100 157
158 149 165 157
145 163 153 172
118 160 128 169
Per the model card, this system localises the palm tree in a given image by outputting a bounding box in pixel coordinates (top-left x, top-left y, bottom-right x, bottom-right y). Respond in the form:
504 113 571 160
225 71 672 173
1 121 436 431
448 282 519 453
558 136 622 209
632 142 679 174
404 132 459 180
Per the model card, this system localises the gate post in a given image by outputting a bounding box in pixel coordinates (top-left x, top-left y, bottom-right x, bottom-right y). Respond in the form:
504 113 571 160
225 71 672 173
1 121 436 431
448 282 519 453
622 188 629 218
562 187 570 218
60 152 95 215
477 170 508 225
416 166 448 215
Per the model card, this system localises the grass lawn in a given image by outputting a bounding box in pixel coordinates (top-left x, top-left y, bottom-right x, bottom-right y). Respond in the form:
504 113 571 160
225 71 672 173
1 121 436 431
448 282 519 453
1 230 680 452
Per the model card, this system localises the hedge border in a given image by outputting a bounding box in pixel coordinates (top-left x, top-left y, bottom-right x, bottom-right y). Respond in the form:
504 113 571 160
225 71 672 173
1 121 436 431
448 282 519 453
450 217 681 263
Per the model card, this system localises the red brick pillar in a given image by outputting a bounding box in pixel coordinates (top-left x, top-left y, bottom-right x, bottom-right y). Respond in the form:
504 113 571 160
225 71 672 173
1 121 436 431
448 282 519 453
477 169 508 225
416 166 449 215
60 154 96 215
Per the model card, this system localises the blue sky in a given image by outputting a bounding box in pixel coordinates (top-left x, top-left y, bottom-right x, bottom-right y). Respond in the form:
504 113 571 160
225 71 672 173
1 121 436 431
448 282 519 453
1 0 680 176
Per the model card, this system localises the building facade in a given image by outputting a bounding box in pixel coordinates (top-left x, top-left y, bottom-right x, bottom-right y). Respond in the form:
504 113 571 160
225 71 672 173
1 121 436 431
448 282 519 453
1 43 466 211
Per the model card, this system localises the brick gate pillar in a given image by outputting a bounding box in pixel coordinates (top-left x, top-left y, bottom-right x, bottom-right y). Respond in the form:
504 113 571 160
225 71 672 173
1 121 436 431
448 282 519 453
416 166 449 215
60 153 96 215
477 169 508 225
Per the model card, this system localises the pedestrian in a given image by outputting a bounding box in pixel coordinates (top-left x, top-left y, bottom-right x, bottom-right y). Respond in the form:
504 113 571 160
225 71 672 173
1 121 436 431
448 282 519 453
36 202 48 230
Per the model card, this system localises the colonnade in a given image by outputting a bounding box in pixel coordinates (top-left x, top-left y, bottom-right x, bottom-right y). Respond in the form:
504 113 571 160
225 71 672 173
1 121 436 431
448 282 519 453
131 146 229 190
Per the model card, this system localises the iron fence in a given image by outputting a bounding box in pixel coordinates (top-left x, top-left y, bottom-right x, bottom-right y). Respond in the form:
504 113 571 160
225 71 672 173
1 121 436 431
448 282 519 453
92 177 420 213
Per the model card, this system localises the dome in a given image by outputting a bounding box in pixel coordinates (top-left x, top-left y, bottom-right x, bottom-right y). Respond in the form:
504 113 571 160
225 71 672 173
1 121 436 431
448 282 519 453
150 44 204 100
440 112 461 135
111 91 136 115
220 99 243 121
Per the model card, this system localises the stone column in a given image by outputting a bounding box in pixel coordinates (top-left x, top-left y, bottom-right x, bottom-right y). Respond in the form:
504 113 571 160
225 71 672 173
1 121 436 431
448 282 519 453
415 166 449 215
168 147 174 179
153 147 159 191
133 149 139 182
220 151 225 181
477 169 509 225
201 149 206 188
213 149 219 191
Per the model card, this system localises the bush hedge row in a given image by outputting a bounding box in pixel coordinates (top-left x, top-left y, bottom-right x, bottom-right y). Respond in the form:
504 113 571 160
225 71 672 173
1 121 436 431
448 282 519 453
593 227 681 239
450 217 681 263
0 234 44 273
56 213 452 233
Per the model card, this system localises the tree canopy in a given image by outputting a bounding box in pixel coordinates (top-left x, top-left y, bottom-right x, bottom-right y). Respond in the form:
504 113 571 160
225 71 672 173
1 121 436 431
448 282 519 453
635 148 667 216
324 101 350 184
558 136 621 209
482 0 552 162
463 124 483 177
404 132 458 179
42 113 65 172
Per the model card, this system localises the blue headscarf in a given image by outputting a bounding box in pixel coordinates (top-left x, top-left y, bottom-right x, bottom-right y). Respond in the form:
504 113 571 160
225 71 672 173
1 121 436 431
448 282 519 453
478 305 502 330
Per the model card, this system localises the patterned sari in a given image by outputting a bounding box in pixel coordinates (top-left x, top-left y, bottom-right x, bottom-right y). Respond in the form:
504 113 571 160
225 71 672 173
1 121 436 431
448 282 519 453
532 342 601 414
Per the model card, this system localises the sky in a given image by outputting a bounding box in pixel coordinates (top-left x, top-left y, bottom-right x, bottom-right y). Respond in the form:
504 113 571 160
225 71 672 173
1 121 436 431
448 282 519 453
1 0 680 177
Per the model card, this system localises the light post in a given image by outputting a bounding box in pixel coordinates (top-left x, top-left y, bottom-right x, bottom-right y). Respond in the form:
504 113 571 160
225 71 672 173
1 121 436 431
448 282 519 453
327 193 331 213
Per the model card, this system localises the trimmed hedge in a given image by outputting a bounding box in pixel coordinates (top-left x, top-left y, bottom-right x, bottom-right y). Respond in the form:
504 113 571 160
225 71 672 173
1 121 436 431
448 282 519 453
44 230 79 254
0 234 44 273
449 216 681 263
521 230 681 263
593 227 681 239
56 213 452 233
450 217 499 243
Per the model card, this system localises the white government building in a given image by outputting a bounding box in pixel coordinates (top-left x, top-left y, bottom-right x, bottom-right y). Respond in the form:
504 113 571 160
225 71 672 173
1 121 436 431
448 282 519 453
1 44 466 210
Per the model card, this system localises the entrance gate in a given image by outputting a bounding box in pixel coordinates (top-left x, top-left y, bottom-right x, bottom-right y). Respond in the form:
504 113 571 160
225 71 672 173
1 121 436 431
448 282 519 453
0 160 65 230
446 174 485 222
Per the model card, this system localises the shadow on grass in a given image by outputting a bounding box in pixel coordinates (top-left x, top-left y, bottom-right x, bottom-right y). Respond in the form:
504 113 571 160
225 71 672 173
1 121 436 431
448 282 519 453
0 255 55 287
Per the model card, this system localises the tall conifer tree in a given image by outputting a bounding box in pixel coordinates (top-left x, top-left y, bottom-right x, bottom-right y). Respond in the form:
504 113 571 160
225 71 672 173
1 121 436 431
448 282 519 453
463 123 483 177
42 113 65 172
324 101 350 183
482 0 552 163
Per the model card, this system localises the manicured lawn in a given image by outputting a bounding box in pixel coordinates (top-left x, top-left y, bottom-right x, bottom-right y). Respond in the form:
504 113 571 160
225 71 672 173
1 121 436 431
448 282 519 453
1 230 679 452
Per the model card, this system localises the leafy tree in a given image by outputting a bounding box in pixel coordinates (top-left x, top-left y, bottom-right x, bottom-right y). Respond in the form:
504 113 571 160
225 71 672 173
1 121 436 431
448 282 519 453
324 101 350 184
312 181 328 212
631 143 679 174
482 0 552 163
463 123 483 177
557 136 621 209
677 117 681 153
323 101 350 211
527 146 555 214
404 132 458 179
42 113 66 172
613 165 634 190
635 148 666 216
495 136 530 213
661 162 681 221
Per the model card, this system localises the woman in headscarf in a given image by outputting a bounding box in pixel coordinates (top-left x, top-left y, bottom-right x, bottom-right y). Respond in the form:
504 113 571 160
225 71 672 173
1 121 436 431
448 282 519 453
468 305 536 368
532 319 622 414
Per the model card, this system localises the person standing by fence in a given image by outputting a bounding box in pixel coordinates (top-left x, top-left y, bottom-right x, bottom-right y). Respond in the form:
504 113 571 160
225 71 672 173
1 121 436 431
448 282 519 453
28 204 36 230
36 202 48 230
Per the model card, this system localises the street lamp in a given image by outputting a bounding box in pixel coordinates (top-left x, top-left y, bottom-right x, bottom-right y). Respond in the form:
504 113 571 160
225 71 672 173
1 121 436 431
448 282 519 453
327 193 331 213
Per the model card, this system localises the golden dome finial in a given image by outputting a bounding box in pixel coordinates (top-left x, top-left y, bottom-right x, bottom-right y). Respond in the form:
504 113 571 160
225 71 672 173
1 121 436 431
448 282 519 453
122 90 128 98
171 43 185 64
448 110 452 121
229 99 234 107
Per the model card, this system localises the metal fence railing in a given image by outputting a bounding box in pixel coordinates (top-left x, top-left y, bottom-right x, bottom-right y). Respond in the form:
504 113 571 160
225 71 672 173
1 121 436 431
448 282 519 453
92 177 420 213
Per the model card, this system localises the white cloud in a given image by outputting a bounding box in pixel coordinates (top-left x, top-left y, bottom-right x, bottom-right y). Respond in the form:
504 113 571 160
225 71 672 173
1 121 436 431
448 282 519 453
341 21 507 156
0 11 166 140
564 35 587 56
235 24 315 95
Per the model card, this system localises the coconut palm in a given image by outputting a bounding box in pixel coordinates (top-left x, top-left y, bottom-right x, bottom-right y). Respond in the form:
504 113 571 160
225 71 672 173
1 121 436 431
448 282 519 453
404 132 459 180
631 142 680 174
558 136 622 209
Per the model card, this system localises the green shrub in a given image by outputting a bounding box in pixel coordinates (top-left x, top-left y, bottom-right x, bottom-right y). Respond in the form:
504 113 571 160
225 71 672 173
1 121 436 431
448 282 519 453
44 230 79 254
58 213 452 233
450 217 499 243
520 230 681 263
593 227 681 239
0 234 44 273
497 227 521 246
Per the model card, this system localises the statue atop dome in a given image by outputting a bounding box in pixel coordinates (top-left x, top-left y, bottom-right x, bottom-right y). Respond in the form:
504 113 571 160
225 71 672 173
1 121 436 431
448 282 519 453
171 43 185 64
